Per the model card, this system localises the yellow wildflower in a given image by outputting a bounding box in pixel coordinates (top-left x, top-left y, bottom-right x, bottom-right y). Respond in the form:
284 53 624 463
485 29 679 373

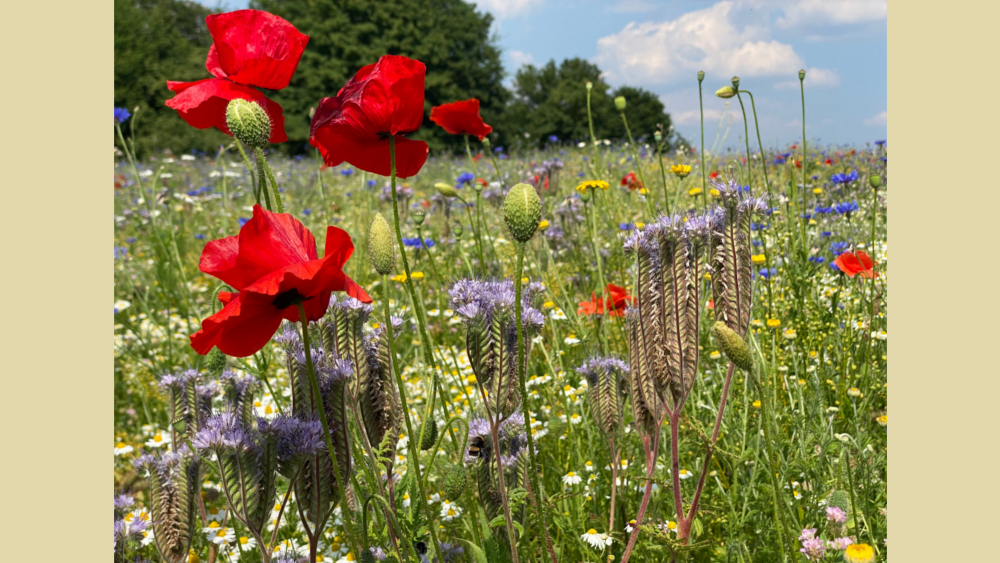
710 188 720 197
391 273 408 283
752 400 761 409
843 544 875 563
688 187 703 196
575 180 609 193
670 164 692 177
766 318 781 328
751 254 766 264
813 187 823 195
538 219 549 230
411 271 425 280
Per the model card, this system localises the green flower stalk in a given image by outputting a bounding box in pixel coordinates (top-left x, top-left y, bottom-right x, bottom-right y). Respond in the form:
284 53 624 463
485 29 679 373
586 81 607 180
698 70 708 208
616 94 654 216
226 99 283 213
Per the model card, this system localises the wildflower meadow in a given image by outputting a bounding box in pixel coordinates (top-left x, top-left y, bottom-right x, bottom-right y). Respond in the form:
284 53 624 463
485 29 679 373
113 8 888 563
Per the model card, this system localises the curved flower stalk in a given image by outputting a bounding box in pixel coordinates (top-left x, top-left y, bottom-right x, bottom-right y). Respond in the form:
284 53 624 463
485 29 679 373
134 449 201 563
577 357 629 533
620 190 764 563
160 370 216 442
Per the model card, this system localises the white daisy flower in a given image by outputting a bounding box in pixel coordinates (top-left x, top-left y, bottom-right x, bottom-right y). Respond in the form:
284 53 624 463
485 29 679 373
563 334 580 345
114 300 131 313
204 525 235 545
580 528 608 550
144 431 171 449
236 535 257 552
678 469 693 480
562 471 582 486
402 493 411 508
440 500 463 521
568 413 582 425
114 442 134 456
139 528 155 547
205 506 226 523
662 520 678 534
549 308 567 320
625 519 637 533
336 552 357 563
427 309 440 317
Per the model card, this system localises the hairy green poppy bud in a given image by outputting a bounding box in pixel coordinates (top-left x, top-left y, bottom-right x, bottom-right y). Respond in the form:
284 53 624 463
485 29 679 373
712 321 753 371
411 207 426 226
798 69 806 81
481 137 491 150
443 465 467 501
360 549 376 563
419 418 437 451
586 81 593 91
452 222 464 238
206 347 227 378
368 213 395 276
869 175 882 189
731 76 740 90
697 70 705 82
715 86 736 99
226 98 271 148
503 183 542 243
614 96 627 111
435 182 459 198
829 489 850 513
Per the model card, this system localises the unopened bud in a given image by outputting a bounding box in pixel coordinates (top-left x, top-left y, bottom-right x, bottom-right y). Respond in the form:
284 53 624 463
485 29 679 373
869 175 882 189
614 96 627 111
503 183 542 243
444 465 467 501
798 69 806 81
368 213 395 276
206 348 227 378
226 98 271 148
586 81 593 91
419 418 438 451
712 321 753 371
715 86 736 99
481 137 491 149
435 182 459 198
731 76 740 90
697 70 705 82
829 490 850 513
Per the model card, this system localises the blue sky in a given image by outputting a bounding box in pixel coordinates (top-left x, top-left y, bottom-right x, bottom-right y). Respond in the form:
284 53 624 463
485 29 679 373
196 0 886 148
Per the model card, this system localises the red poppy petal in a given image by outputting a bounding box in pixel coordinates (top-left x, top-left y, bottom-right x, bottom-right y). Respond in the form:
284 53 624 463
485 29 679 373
343 275 373 303
218 291 238 305
205 9 309 90
190 293 283 357
311 126 427 178
430 99 493 140
206 44 227 79
199 236 248 289
278 291 332 323
165 79 287 143
234 204 318 280
323 225 356 267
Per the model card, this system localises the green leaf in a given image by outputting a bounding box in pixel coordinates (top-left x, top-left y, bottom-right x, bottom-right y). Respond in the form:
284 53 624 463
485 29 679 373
459 539 488 563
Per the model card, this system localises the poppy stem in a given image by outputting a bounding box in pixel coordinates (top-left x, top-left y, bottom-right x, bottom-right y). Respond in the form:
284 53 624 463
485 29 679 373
586 83 606 181
252 146 272 211
587 193 609 352
619 109 654 217
799 73 809 258
234 140 261 207
254 147 283 214
699 74 708 209
295 304 363 560
656 134 671 215
740 90 776 319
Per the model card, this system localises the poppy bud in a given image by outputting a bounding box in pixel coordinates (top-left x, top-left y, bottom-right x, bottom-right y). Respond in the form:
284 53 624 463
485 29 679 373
731 76 740 90
226 98 271 148
481 137 491 150
828 489 850 513
411 207 426 226
697 70 705 82
360 550 376 563
654 132 663 143
444 465 467 501
368 213 395 276
435 182 459 198
586 81 593 91
419 418 437 451
869 175 882 189
206 347 227 378
715 86 736 99
712 321 753 371
798 69 806 81
615 96 627 111
452 222 464 238
503 183 542 243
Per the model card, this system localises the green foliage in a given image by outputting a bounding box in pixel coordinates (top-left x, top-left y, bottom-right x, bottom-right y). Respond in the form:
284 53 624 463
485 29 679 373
251 0 508 153
502 58 678 150
114 0 228 156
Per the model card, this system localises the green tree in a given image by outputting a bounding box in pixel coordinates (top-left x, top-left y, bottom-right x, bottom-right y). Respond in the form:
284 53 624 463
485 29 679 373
251 0 508 153
114 0 227 156
503 58 678 150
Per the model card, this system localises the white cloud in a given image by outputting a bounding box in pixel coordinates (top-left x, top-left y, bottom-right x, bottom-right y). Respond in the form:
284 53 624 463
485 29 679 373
609 0 657 13
595 1 803 86
775 0 887 28
472 0 544 19
864 110 887 127
774 67 840 89
508 50 536 67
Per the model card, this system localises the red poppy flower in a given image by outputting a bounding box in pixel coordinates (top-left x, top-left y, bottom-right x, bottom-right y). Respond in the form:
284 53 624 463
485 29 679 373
577 284 634 317
165 10 308 143
429 99 493 140
709 171 719 179
833 251 878 279
190 204 371 357
309 55 428 178
621 172 642 191
825 159 833 166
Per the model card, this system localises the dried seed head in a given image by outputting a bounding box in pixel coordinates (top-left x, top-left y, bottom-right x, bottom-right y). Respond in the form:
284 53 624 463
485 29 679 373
712 321 753 371
368 213 395 275
225 98 271 148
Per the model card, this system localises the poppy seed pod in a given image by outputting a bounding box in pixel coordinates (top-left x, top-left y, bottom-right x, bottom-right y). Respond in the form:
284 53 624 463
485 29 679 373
698 70 705 82
444 465 467 501
226 98 271 148
452 222 464 238
586 81 593 91
654 131 663 143
731 76 740 90
435 182 459 198
798 69 806 81
368 213 395 276
715 86 736 99
615 96 627 111
712 321 753 371
869 175 882 189
503 183 542 243
481 137 491 149
411 207 426 226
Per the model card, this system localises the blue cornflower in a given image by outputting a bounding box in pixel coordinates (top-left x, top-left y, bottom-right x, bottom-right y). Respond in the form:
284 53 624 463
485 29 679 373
831 170 859 184
126 237 137 244
875 140 886 146
199 186 213 194
801 213 813 220
186 189 200 197
829 242 850 254
815 205 833 215
758 268 777 280
424 239 435 248
577 172 586 177
493 146 504 153
820 231 833 237
238 217 250 227
548 135 558 143
833 201 859 216
403 237 433 248
195 234 206 240
114 246 128 260
750 222 769 231
340 168 354 176
114 107 131 124
811 175 819 180
619 223 635 231
752 239 762 247
456 172 475 187
774 155 786 165
809 256 826 264
302 209 312 216
367 179 377 188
